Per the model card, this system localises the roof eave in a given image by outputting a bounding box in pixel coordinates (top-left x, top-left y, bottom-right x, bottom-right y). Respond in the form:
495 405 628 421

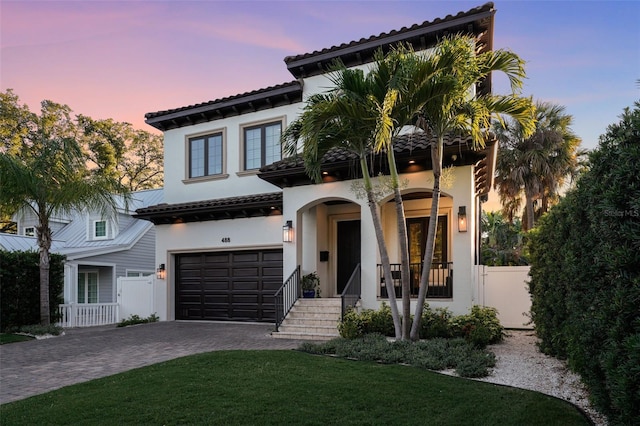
145 82 303 131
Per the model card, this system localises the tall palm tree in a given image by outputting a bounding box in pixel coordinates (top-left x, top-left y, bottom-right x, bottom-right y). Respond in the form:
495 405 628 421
399 36 536 340
0 98 130 325
369 46 461 339
494 101 582 230
281 66 403 338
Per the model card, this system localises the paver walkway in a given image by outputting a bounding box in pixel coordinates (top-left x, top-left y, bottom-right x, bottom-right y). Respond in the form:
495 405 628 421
0 321 305 404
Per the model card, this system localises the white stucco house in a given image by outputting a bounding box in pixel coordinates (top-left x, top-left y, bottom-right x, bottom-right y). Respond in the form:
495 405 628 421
135 3 499 338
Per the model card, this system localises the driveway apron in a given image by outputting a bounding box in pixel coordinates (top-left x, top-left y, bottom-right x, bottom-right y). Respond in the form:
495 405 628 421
0 321 304 404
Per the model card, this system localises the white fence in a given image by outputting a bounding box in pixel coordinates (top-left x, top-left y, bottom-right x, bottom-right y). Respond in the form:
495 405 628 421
57 303 119 328
56 276 163 328
476 265 533 329
117 276 155 321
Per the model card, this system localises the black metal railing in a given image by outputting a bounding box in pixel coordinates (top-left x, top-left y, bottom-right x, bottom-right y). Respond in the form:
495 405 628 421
378 262 453 299
274 265 300 331
341 263 361 319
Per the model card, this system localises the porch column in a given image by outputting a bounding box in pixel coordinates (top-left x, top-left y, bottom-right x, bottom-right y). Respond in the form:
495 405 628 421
359 200 379 310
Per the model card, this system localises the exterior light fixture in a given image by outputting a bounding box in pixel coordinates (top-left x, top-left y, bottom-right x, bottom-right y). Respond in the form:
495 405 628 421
283 220 293 243
458 206 467 233
157 263 166 279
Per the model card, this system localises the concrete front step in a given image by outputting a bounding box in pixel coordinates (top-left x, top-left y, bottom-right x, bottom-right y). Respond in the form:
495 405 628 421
286 311 341 321
278 324 339 337
271 331 338 341
272 298 342 341
283 316 339 325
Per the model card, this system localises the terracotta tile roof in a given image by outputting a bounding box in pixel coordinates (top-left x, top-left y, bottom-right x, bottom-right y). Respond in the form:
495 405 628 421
284 2 495 79
134 192 282 225
143 3 495 132
259 131 498 196
144 81 302 131
261 132 479 171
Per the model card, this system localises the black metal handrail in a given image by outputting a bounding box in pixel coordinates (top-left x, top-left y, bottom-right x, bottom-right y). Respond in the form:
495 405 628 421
340 263 361 319
274 265 300 331
378 262 453 298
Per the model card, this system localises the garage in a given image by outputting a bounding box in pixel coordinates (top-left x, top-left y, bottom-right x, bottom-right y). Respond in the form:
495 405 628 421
175 249 283 322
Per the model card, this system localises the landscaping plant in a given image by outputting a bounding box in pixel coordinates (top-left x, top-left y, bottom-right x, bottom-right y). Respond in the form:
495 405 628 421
528 102 640 424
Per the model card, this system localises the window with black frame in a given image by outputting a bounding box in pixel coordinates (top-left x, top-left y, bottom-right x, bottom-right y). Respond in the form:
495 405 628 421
243 121 281 170
189 132 223 178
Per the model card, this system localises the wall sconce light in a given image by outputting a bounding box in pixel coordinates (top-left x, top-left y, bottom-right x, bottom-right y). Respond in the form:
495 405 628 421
458 206 467 233
283 220 293 243
157 263 166 280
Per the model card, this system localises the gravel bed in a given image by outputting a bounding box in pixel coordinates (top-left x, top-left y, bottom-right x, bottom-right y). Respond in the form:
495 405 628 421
478 330 607 425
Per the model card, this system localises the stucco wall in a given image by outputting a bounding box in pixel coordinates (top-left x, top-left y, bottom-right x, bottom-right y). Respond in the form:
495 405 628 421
161 104 300 204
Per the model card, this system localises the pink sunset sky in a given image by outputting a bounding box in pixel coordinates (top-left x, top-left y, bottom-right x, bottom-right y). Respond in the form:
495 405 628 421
1 0 639 150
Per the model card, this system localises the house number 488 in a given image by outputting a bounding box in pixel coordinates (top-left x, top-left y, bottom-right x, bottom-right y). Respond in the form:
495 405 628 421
221 237 231 243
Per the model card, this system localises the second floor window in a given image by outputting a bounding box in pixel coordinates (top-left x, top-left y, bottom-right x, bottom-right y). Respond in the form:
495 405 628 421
94 220 107 239
189 133 223 178
244 122 281 170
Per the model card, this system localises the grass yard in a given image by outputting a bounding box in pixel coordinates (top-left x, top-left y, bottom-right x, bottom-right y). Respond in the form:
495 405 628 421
0 333 34 345
0 350 590 425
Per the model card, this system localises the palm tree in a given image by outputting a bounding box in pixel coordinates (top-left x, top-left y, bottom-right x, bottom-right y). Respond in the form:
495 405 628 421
399 36 536 340
0 97 130 325
369 46 462 339
494 101 582 230
281 66 403 339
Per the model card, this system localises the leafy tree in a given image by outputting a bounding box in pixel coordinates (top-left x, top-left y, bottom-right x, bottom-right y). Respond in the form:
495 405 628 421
0 213 17 233
402 36 535 340
78 115 163 191
0 92 130 325
0 89 32 156
494 101 583 230
480 211 527 266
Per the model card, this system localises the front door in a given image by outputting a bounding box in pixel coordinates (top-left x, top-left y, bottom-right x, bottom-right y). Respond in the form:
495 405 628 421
337 220 361 294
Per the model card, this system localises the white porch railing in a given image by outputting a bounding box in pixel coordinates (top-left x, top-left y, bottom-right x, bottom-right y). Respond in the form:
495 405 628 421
56 303 119 328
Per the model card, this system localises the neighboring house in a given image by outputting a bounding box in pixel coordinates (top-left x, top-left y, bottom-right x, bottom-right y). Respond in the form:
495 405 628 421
0 188 163 323
135 3 498 336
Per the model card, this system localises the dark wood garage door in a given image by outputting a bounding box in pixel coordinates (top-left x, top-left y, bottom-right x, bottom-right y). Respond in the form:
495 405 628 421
176 249 283 322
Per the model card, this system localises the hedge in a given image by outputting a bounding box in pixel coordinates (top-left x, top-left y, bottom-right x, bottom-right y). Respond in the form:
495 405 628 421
528 102 640 425
0 250 65 331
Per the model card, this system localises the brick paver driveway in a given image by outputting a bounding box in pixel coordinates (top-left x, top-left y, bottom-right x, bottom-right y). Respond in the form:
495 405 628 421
0 321 304 404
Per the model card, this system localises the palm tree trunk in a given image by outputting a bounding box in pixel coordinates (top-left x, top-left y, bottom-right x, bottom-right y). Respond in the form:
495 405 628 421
386 149 411 340
36 212 52 326
361 158 402 339
525 194 535 231
410 138 443 340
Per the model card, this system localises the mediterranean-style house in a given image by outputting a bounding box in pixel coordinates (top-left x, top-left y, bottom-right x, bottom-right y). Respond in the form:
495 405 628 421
0 188 163 326
135 3 500 338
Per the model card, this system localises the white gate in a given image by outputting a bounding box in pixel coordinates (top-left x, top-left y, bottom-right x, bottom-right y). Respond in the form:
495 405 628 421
476 265 533 329
117 276 156 321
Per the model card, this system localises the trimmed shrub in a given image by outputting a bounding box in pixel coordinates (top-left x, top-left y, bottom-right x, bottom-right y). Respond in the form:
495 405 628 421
450 305 504 348
528 102 640 424
117 313 159 328
340 303 503 348
298 334 496 378
0 250 65 331
420 304 453 339
338 303 394 338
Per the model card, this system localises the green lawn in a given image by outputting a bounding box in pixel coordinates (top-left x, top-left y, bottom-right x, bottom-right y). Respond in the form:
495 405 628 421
0 350 590 425
0 333 34 345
